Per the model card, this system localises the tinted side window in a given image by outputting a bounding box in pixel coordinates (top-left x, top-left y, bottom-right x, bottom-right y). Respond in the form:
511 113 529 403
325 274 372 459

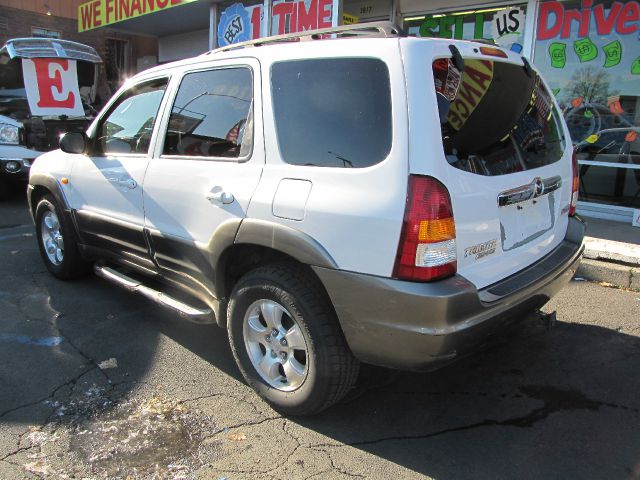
163 68 253 158
271 58 392 168
96 78 167 155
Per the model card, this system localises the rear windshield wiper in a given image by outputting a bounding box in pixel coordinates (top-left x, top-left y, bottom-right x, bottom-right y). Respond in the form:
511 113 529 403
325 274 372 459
448 45 465 72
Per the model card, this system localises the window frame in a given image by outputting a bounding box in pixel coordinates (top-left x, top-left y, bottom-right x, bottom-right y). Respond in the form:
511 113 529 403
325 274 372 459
158 64 255 164
89 76 170 158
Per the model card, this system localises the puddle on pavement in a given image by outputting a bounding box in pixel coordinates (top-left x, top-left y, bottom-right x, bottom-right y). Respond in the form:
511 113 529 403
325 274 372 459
18 291 60 323
67 394 211 477
29 387 216 478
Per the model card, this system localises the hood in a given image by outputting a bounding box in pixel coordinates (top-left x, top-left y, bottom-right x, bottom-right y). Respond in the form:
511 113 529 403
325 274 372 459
0 97 30 122
0 113 22 127
1 39 102 118
1 38 102 63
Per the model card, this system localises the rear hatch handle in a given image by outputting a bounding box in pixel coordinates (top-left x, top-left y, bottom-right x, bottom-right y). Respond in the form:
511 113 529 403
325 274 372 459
498 175 562 207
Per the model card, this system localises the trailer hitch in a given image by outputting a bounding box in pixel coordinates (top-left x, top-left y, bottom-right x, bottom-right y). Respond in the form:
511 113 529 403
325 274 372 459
537 310 557 330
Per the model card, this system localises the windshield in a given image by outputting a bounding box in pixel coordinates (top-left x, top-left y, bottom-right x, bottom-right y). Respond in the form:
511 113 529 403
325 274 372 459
433 58 565 176
0 56 26 95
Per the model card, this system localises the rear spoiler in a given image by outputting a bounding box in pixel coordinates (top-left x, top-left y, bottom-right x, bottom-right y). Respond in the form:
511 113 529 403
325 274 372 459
0 38 102 63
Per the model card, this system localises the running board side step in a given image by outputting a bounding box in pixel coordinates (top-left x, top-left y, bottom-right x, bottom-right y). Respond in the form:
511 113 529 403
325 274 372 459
94 265 214 323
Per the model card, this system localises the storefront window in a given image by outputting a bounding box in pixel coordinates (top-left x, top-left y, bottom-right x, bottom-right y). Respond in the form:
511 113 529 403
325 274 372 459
533 0 640 209
404 5 528 53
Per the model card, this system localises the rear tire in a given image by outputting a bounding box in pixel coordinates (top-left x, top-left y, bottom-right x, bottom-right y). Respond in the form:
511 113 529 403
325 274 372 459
35 194 91 280
227 263 359 415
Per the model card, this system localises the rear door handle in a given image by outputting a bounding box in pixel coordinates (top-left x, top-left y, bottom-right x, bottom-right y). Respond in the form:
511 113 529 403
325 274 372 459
206 190 234 205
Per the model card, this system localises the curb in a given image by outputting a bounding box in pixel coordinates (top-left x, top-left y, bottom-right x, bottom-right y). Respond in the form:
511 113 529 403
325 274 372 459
574 236 640 290
583 237 640 266
576 258 639 291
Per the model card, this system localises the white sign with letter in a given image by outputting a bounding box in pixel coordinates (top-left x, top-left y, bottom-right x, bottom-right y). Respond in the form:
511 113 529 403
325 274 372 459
21 58 84 117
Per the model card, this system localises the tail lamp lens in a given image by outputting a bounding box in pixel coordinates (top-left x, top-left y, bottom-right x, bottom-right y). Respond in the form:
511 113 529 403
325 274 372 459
479 46 508 58
393 175 457 282
569 148 579 216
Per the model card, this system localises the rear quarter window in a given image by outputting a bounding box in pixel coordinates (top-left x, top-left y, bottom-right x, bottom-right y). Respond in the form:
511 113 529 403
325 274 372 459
433 58 565 176
271 58 391 168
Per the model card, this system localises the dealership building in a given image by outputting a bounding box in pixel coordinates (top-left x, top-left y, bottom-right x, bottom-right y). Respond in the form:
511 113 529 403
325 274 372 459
1 0 639 222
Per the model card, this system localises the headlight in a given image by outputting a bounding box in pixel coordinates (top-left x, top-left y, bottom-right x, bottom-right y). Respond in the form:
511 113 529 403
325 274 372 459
0 123 19 145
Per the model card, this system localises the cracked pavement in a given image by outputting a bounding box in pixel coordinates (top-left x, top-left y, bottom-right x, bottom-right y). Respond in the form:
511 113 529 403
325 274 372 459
1 192 640 479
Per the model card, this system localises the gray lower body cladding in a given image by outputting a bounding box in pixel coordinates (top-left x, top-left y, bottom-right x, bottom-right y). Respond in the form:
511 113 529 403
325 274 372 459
313 217 586 371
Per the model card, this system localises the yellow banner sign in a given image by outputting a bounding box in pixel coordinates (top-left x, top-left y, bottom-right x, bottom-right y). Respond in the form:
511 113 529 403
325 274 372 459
78 0 198 32
447 60 494 131
342 13 359 25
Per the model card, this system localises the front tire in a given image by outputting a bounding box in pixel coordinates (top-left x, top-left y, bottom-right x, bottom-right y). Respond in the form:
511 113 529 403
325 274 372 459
35 194 90 280
227 264 359 415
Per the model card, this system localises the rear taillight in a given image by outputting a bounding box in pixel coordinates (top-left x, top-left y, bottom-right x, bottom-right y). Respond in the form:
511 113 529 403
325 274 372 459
479 46 508 58
569 148 579 216
393 175 457 282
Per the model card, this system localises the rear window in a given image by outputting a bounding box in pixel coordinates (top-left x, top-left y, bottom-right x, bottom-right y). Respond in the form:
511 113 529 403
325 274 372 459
271 58 391 168
433 58 564 176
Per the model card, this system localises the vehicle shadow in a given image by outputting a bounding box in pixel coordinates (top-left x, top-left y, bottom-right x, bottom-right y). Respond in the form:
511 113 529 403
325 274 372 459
290 315 640 479
146 299 640 479
123 287 640 479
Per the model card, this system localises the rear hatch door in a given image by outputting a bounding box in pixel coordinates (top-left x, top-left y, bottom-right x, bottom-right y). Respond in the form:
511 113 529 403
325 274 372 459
403 39 573 290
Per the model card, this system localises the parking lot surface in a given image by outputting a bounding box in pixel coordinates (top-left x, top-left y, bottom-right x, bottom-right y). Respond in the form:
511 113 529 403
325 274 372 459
1 191 639 479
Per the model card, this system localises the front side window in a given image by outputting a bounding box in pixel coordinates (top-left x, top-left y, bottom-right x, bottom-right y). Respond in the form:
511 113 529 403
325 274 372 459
163 67 253 159
433 58 564 176
95 78 167 155
271 58 392 168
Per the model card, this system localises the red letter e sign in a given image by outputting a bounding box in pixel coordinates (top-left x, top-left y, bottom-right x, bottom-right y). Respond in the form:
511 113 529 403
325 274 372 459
21 58 84 117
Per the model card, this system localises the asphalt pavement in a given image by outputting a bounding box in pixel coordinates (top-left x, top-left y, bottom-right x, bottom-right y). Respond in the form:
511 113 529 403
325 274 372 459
1 189 639 479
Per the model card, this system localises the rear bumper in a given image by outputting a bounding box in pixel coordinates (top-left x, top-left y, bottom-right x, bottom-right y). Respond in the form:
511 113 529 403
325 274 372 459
313 217 585 371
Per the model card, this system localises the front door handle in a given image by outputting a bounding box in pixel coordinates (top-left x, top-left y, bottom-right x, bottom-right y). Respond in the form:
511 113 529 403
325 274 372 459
108 177 137 189
206 190 234 205
119 178 137 189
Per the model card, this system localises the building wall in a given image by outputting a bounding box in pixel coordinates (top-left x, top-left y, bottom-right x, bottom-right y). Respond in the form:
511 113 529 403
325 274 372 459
158 28 209 63
0 0 83 19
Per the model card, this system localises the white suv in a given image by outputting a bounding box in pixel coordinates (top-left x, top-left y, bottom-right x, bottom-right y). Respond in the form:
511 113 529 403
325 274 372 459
28 23 585 415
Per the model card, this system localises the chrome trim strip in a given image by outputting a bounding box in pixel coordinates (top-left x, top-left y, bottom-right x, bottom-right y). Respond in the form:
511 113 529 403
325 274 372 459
497 175 562 207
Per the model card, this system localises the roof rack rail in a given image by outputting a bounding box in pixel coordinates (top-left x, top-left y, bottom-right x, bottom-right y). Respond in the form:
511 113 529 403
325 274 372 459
207 21 406 55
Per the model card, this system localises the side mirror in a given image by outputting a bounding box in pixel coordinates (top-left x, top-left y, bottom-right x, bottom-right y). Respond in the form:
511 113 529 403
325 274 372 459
59 132 87 154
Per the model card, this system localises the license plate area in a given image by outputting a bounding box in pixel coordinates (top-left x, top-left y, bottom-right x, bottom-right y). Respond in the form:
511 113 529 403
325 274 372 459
499 192 556 251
